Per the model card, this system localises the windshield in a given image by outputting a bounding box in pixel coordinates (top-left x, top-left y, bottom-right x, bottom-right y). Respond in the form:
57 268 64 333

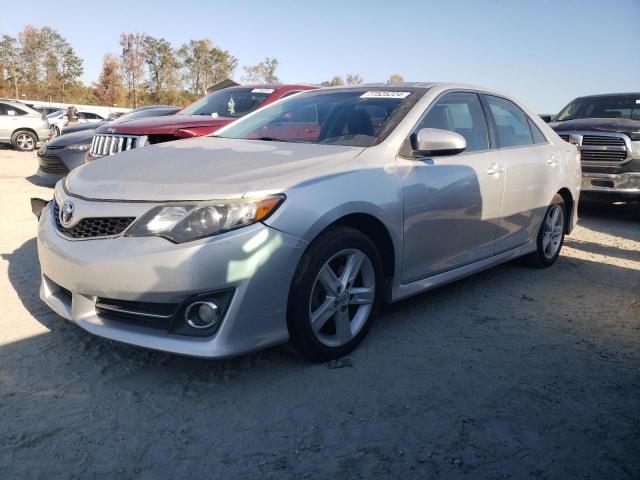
47 111 63 119
555 94 640 121
215 88 423 147
178 87 274 118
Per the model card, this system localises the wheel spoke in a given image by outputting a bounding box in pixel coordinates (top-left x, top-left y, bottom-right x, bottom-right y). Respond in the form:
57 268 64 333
318 264 340 296
334 308 352 343
349 287 374 305
310 297 337 332
340 251 364 288
542 233 551 250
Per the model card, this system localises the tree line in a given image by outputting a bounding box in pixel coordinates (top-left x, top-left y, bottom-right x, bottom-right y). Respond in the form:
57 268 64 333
0 25 404 108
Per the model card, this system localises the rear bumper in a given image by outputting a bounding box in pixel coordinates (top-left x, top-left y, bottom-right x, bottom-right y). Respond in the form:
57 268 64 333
581 172 640 196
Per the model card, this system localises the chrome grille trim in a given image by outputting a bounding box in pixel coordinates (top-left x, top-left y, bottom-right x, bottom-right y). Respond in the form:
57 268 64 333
89 134 147 157
555 130 631 166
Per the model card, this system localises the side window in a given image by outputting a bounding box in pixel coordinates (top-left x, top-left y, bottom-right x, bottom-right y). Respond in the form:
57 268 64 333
415 92 489 152
527 117 547 144
0 103 7 116
281 90 302 99
485 95 533 148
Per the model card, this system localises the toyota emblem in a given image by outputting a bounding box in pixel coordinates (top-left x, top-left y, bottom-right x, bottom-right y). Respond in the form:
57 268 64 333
60 201 74 226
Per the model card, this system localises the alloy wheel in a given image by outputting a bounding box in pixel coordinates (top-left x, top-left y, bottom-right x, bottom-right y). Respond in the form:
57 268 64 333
308 248 375 347
16 133 35 151
542 204 564 259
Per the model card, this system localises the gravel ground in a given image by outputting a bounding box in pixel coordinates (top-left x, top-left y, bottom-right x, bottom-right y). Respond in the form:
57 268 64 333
0 148 638 479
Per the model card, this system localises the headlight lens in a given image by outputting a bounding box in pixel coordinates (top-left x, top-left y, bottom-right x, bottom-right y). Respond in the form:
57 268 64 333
630 141 640 160
127 195 285 243
67 143 91 152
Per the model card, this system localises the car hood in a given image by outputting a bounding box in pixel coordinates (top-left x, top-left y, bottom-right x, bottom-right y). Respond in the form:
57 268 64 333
45 129 95 148
63 122 106 134
66 137 365 201
94 115 234 135
550 117 640 134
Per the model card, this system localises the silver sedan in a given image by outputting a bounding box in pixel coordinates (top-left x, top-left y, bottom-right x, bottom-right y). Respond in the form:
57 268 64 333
36 83 581 361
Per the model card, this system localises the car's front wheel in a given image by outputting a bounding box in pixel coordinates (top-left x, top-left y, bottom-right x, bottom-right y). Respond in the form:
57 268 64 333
526 193 567 268
11 130 37 151
287 226 383 362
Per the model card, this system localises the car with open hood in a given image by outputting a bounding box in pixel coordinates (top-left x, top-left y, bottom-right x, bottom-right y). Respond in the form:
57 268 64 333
35 83 580 361
85 84 317 160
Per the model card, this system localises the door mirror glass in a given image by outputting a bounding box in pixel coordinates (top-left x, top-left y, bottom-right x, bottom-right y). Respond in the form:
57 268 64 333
412 128 466 157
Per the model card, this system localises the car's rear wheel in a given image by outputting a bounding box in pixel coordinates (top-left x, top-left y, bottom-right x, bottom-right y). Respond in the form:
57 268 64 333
51 126 60 137
526 194 566 268
11 130 37 151
287 226 383 362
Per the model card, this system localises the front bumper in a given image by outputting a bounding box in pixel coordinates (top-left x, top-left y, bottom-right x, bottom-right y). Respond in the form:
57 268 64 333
581 172 640 196
37 198 308 358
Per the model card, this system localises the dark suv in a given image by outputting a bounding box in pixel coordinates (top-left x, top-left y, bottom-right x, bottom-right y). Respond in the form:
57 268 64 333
548 93 640 209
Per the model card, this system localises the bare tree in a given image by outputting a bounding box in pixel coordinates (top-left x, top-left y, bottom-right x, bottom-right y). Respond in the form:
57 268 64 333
388 74 404 83
345 73 363 85
120 33 146 107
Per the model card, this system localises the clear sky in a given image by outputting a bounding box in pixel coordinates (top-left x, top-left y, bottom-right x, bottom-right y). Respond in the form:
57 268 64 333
1 0 638 112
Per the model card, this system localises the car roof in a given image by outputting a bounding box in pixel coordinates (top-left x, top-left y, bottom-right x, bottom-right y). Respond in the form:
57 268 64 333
574 92 640 99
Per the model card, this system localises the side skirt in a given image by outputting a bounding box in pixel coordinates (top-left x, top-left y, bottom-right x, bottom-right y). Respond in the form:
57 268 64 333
389 242 537 303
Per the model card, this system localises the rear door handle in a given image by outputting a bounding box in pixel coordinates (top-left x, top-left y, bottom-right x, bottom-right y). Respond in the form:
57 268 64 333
547 154 557 166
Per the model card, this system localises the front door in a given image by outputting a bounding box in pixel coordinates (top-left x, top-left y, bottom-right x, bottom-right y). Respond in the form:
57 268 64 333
398 91 505 283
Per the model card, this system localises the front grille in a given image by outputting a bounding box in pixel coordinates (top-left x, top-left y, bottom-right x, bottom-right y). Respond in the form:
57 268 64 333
89 134 147 157
53 201 135 239
558 132 629 164
582 135 625 146
580 150 627 162
38 153 69 174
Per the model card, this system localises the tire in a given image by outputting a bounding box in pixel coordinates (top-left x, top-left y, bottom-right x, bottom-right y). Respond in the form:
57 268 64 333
525 194 567 268
287 226 383 362
52 126 60 137
11 130 37 152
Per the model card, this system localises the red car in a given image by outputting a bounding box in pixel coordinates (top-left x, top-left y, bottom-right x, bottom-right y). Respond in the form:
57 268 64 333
86 84 317 159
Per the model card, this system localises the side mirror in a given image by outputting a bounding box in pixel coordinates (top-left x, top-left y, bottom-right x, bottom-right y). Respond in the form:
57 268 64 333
539 114 553 123
412 128 466 157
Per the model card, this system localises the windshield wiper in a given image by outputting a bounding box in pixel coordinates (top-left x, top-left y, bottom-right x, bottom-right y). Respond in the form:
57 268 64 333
248 136 285 142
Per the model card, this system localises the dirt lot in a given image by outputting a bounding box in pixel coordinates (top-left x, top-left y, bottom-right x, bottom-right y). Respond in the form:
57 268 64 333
0 148 638 479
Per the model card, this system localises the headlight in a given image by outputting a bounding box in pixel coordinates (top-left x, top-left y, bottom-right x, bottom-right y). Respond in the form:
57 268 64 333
630 141 640 160
127 195 285 243
67 143 91 152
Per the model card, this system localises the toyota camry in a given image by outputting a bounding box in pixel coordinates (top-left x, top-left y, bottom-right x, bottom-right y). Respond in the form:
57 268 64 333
35 83 581 361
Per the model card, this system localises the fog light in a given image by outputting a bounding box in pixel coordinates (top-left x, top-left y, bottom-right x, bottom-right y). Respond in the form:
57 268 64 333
185 301 219 329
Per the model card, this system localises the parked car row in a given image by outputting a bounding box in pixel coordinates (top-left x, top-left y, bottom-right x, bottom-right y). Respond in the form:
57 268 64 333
33 82 582 361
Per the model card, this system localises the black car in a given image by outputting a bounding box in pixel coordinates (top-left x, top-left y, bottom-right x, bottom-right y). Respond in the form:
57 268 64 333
547 93 640 209
37 106 181 186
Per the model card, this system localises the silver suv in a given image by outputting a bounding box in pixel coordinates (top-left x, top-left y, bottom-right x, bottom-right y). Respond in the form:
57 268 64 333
0 99 50 151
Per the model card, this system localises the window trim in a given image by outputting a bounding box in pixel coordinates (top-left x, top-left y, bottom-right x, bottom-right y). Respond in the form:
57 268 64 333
402 89 495 157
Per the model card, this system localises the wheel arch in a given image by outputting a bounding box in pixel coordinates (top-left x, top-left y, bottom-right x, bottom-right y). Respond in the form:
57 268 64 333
293 211 398 303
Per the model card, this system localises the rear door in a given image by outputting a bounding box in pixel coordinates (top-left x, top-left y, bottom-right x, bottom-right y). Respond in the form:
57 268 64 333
398 91 505 283
483 94 557 252
0 103 10 141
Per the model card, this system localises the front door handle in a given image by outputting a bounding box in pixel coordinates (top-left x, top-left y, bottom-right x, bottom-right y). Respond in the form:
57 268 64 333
487 163 505 176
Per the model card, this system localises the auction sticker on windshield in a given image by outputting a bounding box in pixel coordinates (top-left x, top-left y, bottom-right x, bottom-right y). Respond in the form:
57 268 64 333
252 88 275 94
360 91 411 99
